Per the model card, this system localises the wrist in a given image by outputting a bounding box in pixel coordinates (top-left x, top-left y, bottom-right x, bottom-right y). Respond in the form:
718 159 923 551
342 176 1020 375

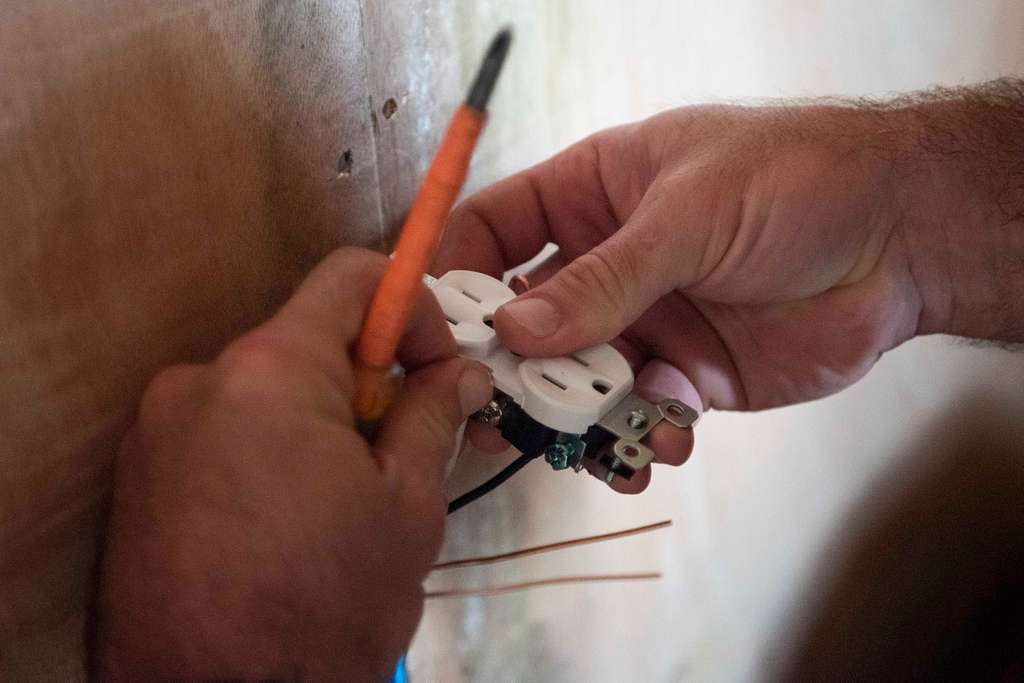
894 83 1024 342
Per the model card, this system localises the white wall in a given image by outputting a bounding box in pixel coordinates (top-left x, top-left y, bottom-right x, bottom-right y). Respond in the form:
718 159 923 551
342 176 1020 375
409 2 1024 681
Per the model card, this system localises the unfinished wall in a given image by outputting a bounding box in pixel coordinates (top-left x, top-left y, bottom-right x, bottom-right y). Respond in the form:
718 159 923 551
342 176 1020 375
1 1 1022 681
0 2 384 679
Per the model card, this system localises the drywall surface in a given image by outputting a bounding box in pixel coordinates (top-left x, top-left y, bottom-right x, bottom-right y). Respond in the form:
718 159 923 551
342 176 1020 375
0 2 382 679
2 2 1020 680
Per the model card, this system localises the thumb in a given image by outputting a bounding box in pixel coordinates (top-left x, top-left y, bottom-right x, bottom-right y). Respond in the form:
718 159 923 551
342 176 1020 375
373 358 493 484
494 220 680 357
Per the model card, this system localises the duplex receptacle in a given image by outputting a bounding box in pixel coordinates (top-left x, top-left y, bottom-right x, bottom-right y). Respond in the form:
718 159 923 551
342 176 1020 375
430 271 698 483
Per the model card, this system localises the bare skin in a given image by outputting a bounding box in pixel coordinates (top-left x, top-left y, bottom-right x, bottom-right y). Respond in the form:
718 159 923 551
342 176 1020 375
96 82 1024 678
95 249 493 680
437 80 1024 492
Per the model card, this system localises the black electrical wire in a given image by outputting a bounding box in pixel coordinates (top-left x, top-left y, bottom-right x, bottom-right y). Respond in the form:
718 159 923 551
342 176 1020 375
447 451 540 515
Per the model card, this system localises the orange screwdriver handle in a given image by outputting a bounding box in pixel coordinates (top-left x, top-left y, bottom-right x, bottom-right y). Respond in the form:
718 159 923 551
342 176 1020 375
354 105 486 422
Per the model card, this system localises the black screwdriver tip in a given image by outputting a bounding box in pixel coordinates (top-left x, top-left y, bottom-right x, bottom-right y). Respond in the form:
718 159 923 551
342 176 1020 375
465 26 513 113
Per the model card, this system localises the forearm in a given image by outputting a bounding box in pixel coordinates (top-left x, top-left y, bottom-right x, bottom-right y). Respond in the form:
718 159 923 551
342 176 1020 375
898 79 1024 343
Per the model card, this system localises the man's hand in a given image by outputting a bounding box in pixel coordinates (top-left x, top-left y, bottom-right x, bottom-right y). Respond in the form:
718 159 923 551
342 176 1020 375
95 248 493 681
437 82 1024 490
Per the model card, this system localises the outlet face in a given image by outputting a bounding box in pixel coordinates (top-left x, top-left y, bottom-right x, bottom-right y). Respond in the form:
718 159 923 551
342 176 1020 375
431 271 633 434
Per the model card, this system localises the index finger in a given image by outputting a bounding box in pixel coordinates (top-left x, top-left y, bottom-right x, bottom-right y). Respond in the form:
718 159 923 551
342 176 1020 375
256 248 457 384
434 125 644 277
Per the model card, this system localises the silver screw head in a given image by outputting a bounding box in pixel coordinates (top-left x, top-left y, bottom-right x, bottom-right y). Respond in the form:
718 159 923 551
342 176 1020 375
477 400 503 426
627 409 648 430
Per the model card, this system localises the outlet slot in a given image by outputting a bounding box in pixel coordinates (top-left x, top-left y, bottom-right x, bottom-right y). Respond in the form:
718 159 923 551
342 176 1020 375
542 373 568 391
431 270 635 436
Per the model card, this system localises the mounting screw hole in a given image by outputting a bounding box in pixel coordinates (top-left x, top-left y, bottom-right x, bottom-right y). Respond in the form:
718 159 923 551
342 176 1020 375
592 380 611 395
382 97 399 119
666 404 685 418
336 149 354 177
483 316 494 328
623 445 639 457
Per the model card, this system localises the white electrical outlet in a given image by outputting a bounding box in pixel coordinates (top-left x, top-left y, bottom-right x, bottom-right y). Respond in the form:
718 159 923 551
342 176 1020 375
430 270 699 485
431 270 633 434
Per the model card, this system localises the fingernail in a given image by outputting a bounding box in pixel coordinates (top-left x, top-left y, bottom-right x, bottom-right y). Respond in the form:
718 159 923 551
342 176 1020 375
500 297 560 338
458 366 494 417
636 359 703 418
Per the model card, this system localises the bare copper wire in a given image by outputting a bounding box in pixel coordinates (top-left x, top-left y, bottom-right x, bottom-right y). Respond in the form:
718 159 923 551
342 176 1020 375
425 572 662 599
509 273 531 295
432 519 672 570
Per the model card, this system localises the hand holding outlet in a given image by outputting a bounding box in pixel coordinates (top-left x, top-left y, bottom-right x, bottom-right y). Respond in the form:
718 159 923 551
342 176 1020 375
435 102 975 490
432 270 698 493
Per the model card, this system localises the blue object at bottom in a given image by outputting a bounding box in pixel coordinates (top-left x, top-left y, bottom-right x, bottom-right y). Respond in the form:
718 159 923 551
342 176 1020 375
391 654 408 683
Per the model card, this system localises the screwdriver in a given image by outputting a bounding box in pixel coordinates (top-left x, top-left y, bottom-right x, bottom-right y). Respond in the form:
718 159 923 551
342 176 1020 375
353 27 513 424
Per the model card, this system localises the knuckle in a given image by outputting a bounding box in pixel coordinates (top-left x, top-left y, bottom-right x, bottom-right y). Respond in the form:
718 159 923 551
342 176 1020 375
315 247 388 295
212 336 288 405
138 364 204 426
560 249 633 328
322 246 388 277
446 199 477 233
287 247 390 324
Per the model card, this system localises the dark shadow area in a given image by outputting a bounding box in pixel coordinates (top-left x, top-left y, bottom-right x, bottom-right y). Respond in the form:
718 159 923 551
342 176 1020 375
776 393 1024 681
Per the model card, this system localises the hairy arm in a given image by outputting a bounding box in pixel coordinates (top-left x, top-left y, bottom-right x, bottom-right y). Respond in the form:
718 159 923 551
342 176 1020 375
897 78 1024 343
436 78 1024 417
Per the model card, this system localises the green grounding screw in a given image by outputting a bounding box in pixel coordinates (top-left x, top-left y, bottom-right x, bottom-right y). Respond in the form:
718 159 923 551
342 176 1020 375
544 442 574 470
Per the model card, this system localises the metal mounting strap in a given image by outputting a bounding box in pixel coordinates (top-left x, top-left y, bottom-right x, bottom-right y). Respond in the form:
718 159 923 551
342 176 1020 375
591 394 700 482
